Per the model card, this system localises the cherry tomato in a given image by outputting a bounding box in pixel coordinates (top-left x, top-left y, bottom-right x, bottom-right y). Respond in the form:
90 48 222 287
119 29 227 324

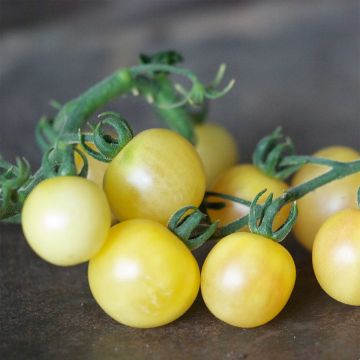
104 128 206 225
195 123 238 188
312 208 360 305
292 146 360 251
75 144 118 224
88 219 200 328
22 176 111 266
201 232 296 328
207 164 290 230
75 143 108 188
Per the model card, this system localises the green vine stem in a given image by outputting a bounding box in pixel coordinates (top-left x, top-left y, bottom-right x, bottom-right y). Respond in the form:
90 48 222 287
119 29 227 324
0 51 233 223
207 156 360 238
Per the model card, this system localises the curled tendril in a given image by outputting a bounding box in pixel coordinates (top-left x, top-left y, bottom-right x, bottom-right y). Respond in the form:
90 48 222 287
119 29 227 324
79 111 133 163
0 157 31 219
131 62 235 110
166 64 235 109
248 189 298 242
253 127 301 180
168 206 219 250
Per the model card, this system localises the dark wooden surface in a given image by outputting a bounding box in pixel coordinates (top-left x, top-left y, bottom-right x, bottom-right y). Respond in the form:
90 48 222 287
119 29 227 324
1 1 359 359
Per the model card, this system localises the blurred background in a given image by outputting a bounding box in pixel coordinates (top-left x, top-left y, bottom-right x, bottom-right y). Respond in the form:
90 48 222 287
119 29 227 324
0 0 359 167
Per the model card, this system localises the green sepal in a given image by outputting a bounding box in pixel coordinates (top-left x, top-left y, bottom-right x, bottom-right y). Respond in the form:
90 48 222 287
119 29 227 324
253 127 300 180
168 206 218 250
248 189 298 242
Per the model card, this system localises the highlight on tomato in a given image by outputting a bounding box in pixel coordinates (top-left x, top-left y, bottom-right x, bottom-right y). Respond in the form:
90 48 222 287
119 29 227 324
194 123 238 188
312 208 360 306
88 219 200 328
22 176 111 266
292 146 360 251
104 128 206 225
201 232 296 328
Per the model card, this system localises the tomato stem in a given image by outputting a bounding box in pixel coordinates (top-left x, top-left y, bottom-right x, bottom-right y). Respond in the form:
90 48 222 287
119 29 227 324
0 51 233 223
208 157 360 240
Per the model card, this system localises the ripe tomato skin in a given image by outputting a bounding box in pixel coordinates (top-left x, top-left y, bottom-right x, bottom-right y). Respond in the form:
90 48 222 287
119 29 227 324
104 128 206 225
201 232 296 328
22 176 111 266
292 146 360 251
75 144 118 224
75 143 108 188
207 164 290 230
194 123 238 188
312 209 360 306
88 219 200 328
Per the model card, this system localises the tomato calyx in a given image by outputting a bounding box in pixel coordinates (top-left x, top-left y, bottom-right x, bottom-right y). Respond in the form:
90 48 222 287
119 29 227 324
253 127 300 180
78 112 134 163
0 157 31 221
248 189 298 242
168 206 218 250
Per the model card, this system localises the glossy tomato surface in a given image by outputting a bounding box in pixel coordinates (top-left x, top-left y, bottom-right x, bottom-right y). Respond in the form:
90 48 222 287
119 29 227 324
88 219 200 328
292 146 360 251
313 208 360 305
207 164 290 230
104 129 206 225
195 123 238 188
22 176 111 266
201 232 296 328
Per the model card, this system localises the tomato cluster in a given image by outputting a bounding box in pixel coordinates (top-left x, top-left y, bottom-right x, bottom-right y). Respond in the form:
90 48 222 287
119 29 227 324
20 123 360 329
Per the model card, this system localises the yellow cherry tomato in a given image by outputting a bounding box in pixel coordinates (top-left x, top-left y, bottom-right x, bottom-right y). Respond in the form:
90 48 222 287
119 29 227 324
201 232 296 328
207 164 290 230
104 129 206 225
75 143 117 224
22 176 111 266
195 123 238 188
292 146 360 251
75 143 108 188
312 208 360 305
88 219 200 328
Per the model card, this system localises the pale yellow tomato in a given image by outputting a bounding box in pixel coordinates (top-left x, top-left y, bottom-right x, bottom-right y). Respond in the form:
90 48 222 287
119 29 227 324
88 219 200 328
292 146 360 251
22 176 111 266
201 232 296 328
75 143 108 188
75 144 117 224
313 208 360 306
195 123 238 188
207 164 290 230
104 129 206 225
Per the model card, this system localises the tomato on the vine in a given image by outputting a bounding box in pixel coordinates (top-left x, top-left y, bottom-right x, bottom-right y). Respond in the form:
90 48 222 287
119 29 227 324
104 128 206 225
201 232 296 328
312 208 360 306
292 146 360 251
22 176 111 266
88 219 200 328
194 123 238 188
75 143 108 188
207 164 290 230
